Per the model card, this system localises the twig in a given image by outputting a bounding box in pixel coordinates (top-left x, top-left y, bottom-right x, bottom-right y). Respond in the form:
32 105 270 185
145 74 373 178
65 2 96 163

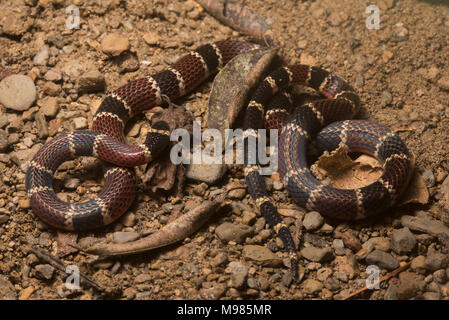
195 0 275 46
82 198 222 256
342 262 411 300
30 247 104 291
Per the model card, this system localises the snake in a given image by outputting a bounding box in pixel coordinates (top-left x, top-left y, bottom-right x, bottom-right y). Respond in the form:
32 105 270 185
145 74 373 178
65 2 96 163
25 40 413 276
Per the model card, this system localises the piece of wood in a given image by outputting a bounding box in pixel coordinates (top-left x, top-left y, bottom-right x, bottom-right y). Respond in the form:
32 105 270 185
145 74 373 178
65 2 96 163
195 0 275 46
84 198 222 256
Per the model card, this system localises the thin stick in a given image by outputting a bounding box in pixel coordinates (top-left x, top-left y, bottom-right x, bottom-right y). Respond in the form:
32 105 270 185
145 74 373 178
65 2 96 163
342 262 411 300
83 198 222 256
30 247 104 291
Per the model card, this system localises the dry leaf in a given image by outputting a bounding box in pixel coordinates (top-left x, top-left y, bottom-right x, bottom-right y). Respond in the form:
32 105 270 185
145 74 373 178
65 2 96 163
310 146 382 189
311 146 427 206
142 106 193 195
398 168 429 205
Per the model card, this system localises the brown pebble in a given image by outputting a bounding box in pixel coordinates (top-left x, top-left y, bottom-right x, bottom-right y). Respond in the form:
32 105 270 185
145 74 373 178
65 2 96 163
18 286 35 300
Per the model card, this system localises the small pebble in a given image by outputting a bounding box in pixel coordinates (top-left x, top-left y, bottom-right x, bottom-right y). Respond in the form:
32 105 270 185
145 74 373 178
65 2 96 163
101 33 130 56
390 227 416 254
112 231 140 244
366 250 399 270
302 211 324 231
301 246 334 263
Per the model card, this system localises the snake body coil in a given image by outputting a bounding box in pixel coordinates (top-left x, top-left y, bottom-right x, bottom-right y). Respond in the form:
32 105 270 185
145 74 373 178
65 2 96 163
26 40 412 276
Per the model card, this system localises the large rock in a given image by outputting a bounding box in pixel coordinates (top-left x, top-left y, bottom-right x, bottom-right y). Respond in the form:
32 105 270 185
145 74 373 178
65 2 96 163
186 163 227 185
301 246 334 263
0 275 16 300
215 222 253 244
302 211 324 231
101 33 129 56
365 250 399 270
0 75 36 111
242 245 283 267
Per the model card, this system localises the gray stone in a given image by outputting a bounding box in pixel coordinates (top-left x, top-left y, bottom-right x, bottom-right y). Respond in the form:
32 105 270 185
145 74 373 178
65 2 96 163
391 227 416 254
324 277 341 291
135 291 151 299
200 283 226 300
392 22 409 41
229 262 248 289
317 268 333 282
73 117 87 130
211 252 228 267
242 245 283 267
0 131 8 152
367 237 391 251
186 163 227 185
78 236 96 249
215 222 253 244
0 215 9 225
411 255 427 274
121 212 136 227
0 275 16 300
112 231 140 244
365 250 399 270
384 283 398 300
433 269 447 283
192 183 207 196
437 76 449 91
44 69 62 82
0 75 36 111
33 45 49 66
332 239 345 255
303 211 324 230
37 97 59 117
228 187 246 200
380 90 393 106
301 246 334 263
101 33 129 56
34 264 55 280
425 249 449 272
396 272 425 299
441 176 449 201
302 279 323 295
401 214 449 238
63 178 80 189
78 70 106 93
422 291 441 300
282 272 293 287
35 110 48 138
134 274 152 284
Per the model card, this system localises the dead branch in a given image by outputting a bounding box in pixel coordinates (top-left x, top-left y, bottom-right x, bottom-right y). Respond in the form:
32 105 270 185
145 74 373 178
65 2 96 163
30 247 103 291
195 0 275 46
83 198 222 256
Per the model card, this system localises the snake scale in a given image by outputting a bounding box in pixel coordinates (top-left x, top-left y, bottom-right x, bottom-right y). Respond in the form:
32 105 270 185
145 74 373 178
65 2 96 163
26 40 413 276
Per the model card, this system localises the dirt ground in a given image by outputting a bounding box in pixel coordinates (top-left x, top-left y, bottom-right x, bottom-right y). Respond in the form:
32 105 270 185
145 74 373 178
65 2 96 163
0 0 449 300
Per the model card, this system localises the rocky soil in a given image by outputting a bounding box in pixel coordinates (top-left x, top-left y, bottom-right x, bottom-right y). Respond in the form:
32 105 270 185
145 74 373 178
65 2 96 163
0 0 449 300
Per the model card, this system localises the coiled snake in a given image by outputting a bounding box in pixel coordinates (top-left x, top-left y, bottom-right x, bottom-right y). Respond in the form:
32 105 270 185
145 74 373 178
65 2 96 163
26 40 413 276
